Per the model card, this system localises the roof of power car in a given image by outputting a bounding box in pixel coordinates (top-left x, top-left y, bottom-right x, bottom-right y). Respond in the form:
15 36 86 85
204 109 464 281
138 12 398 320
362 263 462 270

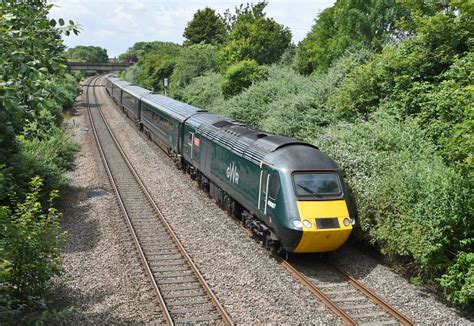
187 114 317 165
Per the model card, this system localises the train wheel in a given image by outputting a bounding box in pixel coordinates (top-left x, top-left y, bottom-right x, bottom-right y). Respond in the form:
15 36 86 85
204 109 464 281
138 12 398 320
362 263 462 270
223 195 232 213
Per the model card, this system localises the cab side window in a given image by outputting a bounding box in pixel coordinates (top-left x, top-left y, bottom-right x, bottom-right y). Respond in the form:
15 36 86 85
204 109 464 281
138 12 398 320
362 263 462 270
261 171 268 195
269 172 280 199
188 132 193 146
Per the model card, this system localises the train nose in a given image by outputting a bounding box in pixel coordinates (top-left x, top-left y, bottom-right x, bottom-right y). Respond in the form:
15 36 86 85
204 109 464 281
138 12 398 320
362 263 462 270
292 200 353 253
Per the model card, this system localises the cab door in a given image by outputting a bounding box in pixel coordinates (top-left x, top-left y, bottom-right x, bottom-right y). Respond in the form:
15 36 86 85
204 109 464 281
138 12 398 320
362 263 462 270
186 130 201 166
258 168 270 217
258 165 281 224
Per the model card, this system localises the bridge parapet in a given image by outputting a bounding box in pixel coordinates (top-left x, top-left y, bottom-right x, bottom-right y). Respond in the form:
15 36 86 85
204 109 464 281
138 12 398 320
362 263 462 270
68 62 130 71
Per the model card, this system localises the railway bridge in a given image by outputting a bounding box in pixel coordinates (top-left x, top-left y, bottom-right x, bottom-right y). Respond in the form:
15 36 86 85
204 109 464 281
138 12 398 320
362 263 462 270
68 62 130 72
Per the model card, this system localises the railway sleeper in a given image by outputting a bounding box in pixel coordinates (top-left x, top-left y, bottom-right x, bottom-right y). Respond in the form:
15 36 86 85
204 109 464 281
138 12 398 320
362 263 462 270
164 292 206 299
170 306 215 315
167 298 210 307
173 315 220 324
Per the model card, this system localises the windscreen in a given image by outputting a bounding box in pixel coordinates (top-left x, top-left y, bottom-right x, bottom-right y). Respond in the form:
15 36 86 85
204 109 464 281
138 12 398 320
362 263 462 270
293 173 342 199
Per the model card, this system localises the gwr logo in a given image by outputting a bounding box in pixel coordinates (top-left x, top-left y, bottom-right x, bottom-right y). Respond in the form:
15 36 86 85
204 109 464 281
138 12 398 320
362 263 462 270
226 162 239 184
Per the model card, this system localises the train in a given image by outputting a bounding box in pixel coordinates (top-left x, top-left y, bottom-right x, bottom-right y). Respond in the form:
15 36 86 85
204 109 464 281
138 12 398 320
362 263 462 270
105 76 355 255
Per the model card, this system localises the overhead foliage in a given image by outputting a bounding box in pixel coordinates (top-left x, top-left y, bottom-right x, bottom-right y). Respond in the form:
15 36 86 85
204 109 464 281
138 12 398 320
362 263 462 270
65 45 108 63
183 7 226 45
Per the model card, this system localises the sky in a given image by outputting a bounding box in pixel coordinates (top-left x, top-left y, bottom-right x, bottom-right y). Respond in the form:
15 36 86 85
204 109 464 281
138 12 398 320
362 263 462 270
49 0 335 58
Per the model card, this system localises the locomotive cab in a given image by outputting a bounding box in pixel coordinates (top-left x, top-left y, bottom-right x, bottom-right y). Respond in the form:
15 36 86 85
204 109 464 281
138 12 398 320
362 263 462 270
262 144 354 253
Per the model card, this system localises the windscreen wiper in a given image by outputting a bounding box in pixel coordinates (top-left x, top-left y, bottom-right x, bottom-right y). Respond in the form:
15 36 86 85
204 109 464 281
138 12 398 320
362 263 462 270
296 183 321 198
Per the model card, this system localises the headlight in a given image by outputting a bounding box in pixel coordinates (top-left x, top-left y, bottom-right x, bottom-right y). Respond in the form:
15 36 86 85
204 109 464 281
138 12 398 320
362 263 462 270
343 218 350 227
292 220 302 229
351 218 356 225
303 220 312 228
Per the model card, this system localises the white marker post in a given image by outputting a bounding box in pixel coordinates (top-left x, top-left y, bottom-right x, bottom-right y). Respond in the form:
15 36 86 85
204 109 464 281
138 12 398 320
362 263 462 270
163 77 169 97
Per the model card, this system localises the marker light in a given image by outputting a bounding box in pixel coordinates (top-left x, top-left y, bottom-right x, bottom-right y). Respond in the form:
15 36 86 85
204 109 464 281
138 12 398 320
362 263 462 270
351 218 356 225
292 220 303 229
343 218 351 227
303 220 312 228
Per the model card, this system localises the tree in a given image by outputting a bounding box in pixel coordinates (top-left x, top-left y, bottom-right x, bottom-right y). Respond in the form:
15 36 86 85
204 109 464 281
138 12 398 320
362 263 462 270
220 1 267 31
294 0 410 75
219 2 291 67
183 7 226 45
65 45 108 63
1 0 79 162
169 44 219 93
121 42 182 92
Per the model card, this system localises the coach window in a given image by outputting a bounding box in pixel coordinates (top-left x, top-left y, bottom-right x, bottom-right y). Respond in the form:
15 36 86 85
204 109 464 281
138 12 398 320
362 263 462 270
269 172 280 200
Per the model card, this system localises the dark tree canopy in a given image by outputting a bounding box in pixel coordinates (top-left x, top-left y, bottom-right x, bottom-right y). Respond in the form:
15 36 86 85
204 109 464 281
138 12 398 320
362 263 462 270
66 45 109 63
183 7 226 45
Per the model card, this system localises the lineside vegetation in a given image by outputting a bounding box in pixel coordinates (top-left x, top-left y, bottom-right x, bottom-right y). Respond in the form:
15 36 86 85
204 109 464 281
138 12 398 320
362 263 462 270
1 0 80 321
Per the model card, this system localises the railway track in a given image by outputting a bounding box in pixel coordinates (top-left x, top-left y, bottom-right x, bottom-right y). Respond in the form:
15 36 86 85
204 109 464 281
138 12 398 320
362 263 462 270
84 75 233 325
281 257 414 326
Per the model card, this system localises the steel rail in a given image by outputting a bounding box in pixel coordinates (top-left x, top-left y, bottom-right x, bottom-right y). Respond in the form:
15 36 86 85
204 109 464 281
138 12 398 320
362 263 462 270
85 75 233 325
227 207 411 325
276 257 357 325
330 263 415 326
85 75 173 324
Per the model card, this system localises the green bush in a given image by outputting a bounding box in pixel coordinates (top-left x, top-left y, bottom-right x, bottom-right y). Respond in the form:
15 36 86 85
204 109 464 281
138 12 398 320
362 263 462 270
439 252 474 308
221 59 268 98
215 51 369 135
0 177 67 321
0 1 80 321
173 72 224 110
318 111 469 272
0 128 79 204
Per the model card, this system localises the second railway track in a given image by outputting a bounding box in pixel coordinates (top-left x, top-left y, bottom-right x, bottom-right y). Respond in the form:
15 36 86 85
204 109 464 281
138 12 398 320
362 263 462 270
84 75 232 325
